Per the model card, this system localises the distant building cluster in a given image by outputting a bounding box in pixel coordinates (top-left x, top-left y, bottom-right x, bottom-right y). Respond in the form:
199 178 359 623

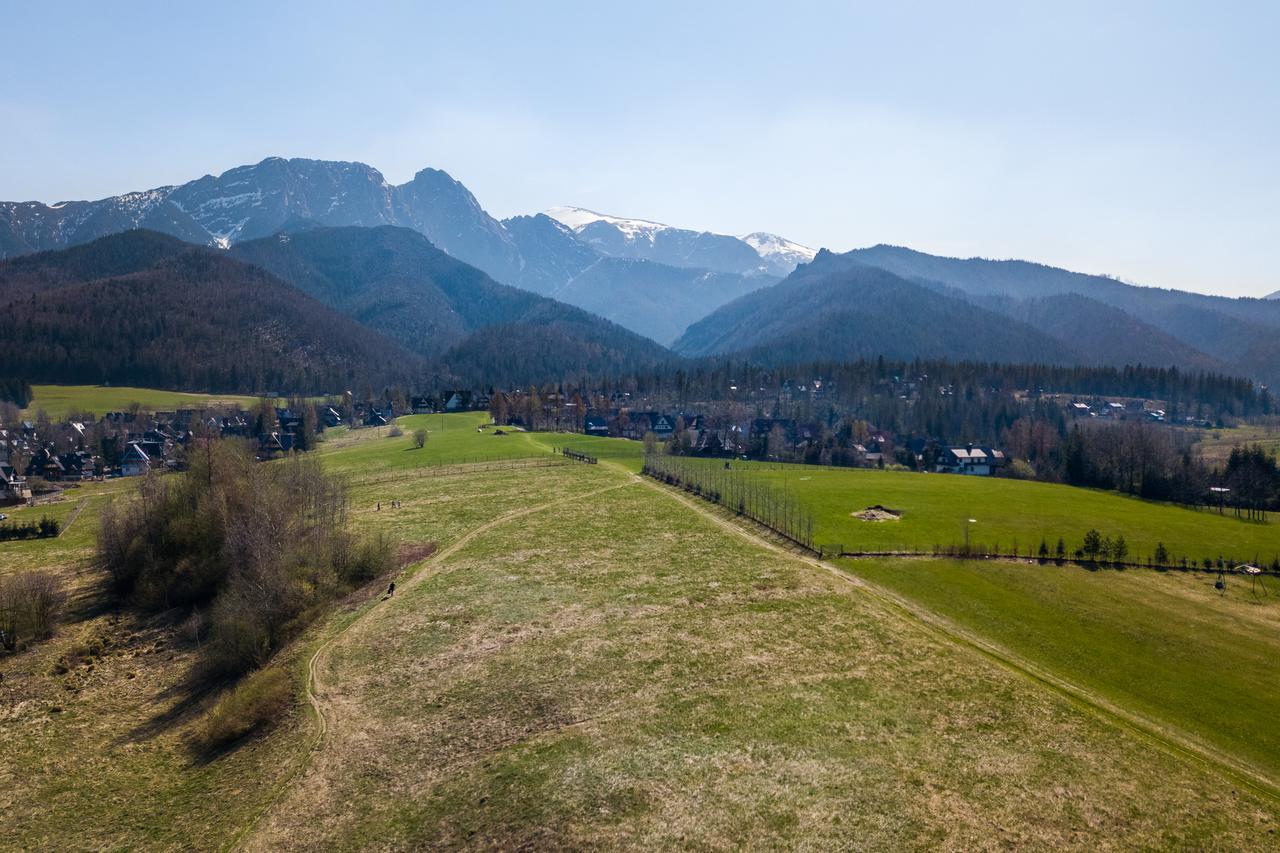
1 403 337 503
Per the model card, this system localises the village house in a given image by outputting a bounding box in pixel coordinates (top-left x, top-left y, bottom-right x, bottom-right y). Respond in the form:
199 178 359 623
0 462 31 501
584 414 610 436
120 442 154 477
935 445 1006 476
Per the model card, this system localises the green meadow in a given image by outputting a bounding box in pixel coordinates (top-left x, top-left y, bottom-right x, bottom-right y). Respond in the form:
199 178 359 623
845 556 1280 787
20 384 259 419
319 412 556 478
699 460 1280 566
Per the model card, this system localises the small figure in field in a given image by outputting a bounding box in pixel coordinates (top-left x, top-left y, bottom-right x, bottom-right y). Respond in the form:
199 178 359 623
377 502 381 512
386 581 396 597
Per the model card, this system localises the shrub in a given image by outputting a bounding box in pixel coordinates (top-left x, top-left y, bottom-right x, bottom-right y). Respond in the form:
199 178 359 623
1005 459 1036 480
387 424 404 438
413 428 427 449
1082 529 1102 561
197 666 293 752
0 516 60 542
1153 542 1170 566
0 570 66 650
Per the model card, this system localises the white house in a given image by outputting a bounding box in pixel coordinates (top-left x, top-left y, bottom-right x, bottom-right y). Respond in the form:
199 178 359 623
936 446 1006 476
120 442 152 477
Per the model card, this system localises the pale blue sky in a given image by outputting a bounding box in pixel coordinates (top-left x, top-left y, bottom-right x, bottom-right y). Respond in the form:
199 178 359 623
3 1 1276 296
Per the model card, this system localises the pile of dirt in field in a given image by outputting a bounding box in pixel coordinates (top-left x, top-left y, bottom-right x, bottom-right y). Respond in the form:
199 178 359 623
853 505 902 522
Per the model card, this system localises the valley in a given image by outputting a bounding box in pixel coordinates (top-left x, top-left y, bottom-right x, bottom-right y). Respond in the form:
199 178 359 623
3 403 1278 848
7 6 1279 849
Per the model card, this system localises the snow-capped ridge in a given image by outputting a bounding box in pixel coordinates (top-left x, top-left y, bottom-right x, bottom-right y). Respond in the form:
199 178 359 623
545 206 814 276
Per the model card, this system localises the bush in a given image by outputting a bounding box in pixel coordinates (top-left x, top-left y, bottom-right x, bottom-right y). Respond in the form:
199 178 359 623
413 428 427 449
0 516 60 542
387 424 404 438
197 666 293 752
0 570 66 651
1153 542 1170 566
1005 459 1036 480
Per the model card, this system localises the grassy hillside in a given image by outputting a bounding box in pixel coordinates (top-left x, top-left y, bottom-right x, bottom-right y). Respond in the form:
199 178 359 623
318 412 553 477
6 414 1280 847
21 384 259 419
247 425 1278 848
845 556 1280 787
1196 423 1280 468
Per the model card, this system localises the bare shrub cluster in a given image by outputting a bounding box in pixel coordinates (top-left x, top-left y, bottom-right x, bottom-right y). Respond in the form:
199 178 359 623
0 570 66 652
98 438 391 680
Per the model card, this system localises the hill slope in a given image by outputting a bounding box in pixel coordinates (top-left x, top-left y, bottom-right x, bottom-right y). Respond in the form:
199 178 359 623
980 292 1229 373
674 254 1081 365
231 225 674 383
847 244 1280 381
0 233 423 392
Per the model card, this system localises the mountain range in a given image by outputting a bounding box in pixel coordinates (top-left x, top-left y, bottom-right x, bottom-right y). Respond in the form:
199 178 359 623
3 156 1279 389
0 157 803 344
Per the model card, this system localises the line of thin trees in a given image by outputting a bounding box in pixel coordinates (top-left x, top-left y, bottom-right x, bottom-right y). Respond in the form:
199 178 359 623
642 452 814 551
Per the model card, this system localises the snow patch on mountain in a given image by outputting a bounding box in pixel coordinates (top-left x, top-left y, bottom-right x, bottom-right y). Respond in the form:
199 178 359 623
740 232 817 263
544 206 671 244
545 206 814 276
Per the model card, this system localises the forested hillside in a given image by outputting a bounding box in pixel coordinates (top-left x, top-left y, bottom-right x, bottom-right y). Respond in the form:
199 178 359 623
232 225 674 382
674 260 1080 365
847 244 1280 382
0 234 423 392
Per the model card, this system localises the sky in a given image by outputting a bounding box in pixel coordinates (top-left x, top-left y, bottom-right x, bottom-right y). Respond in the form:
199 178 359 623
3 1 1277 297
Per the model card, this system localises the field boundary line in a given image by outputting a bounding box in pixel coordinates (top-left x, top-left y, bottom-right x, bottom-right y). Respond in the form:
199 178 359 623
57 498 89 537
229 475 634 851
635 473 1280 808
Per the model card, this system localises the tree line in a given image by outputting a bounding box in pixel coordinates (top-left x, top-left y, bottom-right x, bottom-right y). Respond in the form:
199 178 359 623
642 453 815 550
0 377 32 408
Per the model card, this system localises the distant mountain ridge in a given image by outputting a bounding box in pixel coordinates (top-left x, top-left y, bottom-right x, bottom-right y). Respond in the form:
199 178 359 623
0 157 803 342
500 213 770 343
543 205 815 278
674 254 1081 366
679 246 1280 383
842 244 1280 382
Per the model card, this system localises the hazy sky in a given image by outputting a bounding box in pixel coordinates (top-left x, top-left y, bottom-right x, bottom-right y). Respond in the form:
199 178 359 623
3 1 1277 296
